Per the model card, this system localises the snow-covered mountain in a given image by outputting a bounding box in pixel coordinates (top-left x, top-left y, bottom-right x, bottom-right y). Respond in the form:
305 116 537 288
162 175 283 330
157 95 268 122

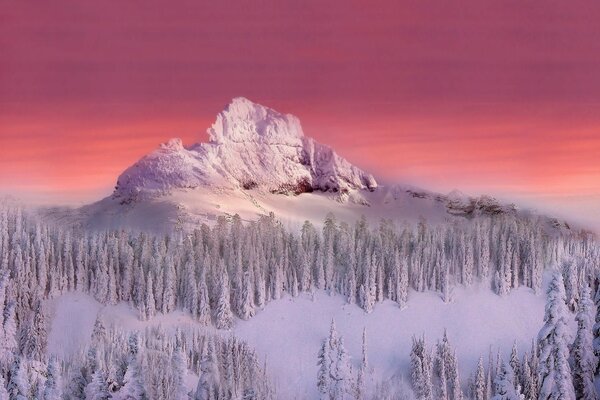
113 97 377 203
61 97 574 232
4 99 594 400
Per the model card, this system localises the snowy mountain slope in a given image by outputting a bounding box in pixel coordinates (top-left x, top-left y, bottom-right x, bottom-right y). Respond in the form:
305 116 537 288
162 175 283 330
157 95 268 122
78 184 523 233
47 282 564 400
41 97 576 234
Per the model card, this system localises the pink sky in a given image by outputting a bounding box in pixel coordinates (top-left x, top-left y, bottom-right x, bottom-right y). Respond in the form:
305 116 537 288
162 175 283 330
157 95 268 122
1 1 600 229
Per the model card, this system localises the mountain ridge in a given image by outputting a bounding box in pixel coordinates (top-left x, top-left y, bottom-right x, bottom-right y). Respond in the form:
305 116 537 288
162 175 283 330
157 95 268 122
40 97 578 234
113 97 377 204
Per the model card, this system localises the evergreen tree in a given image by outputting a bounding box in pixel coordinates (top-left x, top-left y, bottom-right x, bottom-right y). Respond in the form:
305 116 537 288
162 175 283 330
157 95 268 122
450 350 463 400
521 353 536 400
509 342 521 390
492 362 523 400
197 272 211 326
0 375 9 400
42 356 62 400
85 369 112 400
410 336 433 400
239 271 255 320
528 340 540 400
19 299 48 361
473 357 486 400
66 368 88 400
572 284 598 400
2 301 17 368
172 347 188 400
144 272 155 320
593 274 600 370
317 319 352 400
215 268 233 330
397 254 409 309
537 273 576 400
7 356 28 400
332 337 351 400
361 327 368 373
317 320 336 399
162 254 176 314
194 339 220 400
114 358 145 400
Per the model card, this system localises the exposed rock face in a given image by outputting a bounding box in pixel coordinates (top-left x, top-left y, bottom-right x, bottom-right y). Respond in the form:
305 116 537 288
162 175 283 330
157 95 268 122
114 97 377 203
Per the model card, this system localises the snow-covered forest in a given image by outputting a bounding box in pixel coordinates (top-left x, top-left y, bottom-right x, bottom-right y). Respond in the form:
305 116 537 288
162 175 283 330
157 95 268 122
0 203 599 399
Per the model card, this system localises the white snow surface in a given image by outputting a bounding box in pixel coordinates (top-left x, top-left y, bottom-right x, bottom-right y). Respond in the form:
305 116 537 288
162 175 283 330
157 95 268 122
73 183 530 234
47 280 574 399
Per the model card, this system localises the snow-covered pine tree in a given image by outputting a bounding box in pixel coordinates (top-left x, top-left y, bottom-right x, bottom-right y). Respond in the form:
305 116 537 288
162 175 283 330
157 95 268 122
346 267 356 305
317 320 337 399
410 335 433 400
197 271 211 326
1 300 17 369
215 267 233 330
42 356 62 400
450 350 463 400
463 234 474 286
242 270 256 319
491 361 523 400
317 333 331 399
593 273 600 371
528 339 540 399
437 354 449 400
6 356 28 400
441 259 451 303
572 284 598 400
473 356 486 400
172 346 188 400
355 366 364 400
509 342 521 390
144 272 155 320
537 272 576 400
361 327 368 373
521 352 536 400
19 299 48 361
316 319 353 400
194 338 220 400
161 252 176 314
397 250 409 309
332 336 351 400
0 375 9 400
114 356 145 400
91 316 106 345
85 369 112 400
561 259 579 312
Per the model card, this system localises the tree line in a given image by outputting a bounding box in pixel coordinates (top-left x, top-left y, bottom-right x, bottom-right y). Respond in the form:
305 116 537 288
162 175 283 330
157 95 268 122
0 203 598 398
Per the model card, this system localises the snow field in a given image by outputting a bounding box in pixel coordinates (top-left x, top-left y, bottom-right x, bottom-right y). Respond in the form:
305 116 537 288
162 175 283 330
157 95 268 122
47 280 567 399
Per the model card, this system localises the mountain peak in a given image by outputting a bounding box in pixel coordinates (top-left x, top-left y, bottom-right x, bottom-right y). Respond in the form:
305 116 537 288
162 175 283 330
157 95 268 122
113 98 377 202
208 97 304 145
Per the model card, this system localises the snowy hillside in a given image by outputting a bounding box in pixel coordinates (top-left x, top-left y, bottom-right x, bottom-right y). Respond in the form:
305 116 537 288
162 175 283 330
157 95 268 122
47 283 556 399
44 97 578 234
75 183 524 233
0 183 598 399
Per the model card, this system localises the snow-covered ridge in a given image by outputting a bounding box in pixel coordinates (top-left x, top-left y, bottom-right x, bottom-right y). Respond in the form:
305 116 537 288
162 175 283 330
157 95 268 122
70 97 580 233
113 97 377 203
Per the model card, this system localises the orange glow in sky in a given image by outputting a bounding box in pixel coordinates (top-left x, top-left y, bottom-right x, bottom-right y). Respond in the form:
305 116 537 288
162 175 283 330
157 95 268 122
2 1 600 230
